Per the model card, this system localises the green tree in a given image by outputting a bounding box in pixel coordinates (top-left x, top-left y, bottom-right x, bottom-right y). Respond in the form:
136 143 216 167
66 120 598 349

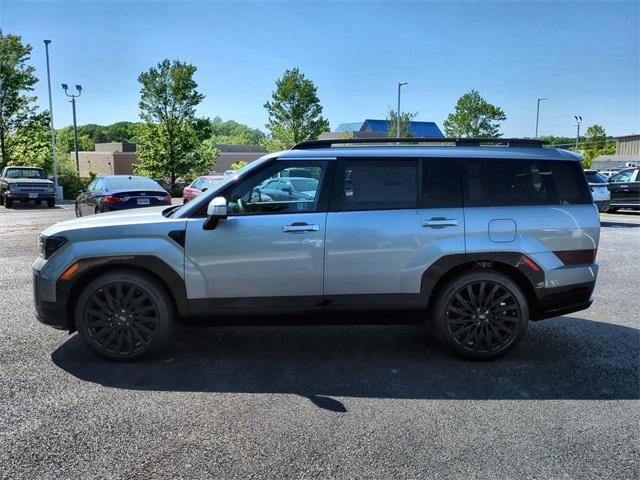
5 111 51 170
56 126 94 159
105 121 139 143
263 68 329 151
0 31 40 168
443 90 506 138
385 109 418 137
581 124 615 168
230 160 248 170
135 59 217 191
209 116 266 145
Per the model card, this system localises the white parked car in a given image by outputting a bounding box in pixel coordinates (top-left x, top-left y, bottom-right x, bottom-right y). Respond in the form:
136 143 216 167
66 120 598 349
584 170 611 212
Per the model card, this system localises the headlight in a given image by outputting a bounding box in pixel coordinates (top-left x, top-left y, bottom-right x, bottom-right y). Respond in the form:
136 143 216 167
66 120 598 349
48 184 55 191
8 183 16 191
39 235 67 259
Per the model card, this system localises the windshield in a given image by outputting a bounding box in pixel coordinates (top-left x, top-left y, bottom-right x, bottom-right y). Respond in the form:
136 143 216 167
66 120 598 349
107 177 164 190
5 168 46 179
290 178 318 191
586 173 608 184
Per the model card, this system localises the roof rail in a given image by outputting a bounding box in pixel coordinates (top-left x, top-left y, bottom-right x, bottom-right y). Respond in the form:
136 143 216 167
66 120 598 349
291 137 547 150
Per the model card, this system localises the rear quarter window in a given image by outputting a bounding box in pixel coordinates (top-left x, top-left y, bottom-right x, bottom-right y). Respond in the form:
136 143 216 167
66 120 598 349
463 158 592 207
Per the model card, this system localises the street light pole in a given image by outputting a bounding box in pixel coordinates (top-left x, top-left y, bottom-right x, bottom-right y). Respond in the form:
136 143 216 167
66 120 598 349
574 115 582 150
62 84 82 175
397 82 407 137
535 97 547 138
43 40 59 197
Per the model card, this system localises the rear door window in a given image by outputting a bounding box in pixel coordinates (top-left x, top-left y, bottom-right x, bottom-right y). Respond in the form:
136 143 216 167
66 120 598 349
463 159 591 207
420 158 462 208
332 159 419 211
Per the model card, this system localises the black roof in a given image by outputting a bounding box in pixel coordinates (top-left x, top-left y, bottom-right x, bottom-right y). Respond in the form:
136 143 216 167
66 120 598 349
292 137 547 150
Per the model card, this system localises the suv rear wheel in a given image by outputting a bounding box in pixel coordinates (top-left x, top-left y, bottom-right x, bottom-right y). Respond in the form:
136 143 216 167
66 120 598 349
75 271 175 361
432 270 528 360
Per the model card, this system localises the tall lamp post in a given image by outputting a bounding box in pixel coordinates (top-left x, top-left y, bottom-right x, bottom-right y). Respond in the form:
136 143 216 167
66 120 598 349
397 81 408 137
574 115 582 150
62 83 82 175
43 40 60 199
535 97 547 138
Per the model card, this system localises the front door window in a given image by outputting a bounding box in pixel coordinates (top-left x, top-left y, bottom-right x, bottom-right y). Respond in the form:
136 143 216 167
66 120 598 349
226 162 327 215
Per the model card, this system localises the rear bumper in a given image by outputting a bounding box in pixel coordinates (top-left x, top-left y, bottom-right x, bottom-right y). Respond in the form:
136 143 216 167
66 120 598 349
532 281 596 320
105 202 170 211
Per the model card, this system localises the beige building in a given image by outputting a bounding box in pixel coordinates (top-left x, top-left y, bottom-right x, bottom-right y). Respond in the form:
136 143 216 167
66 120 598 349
615 134 640 157
77 142 138 178
213 144 266 172
76 142 267 178
592 134 640 170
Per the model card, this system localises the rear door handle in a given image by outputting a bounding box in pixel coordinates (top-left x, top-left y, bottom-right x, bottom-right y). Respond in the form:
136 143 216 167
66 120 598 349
422 218 459 227
283 223 320 233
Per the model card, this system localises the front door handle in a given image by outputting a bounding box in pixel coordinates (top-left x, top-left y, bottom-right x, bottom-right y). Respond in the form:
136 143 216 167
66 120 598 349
422 218 459 227
283 223 320 233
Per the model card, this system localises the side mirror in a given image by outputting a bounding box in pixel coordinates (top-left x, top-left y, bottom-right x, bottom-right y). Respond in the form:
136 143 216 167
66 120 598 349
203 196 227 230
77 188 85 193
201 187 208 192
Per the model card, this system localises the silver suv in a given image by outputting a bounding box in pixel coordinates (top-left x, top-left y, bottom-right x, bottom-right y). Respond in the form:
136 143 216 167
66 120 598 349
33 138 600 361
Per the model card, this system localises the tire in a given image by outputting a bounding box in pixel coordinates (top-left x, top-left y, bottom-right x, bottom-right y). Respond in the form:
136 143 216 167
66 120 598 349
0 194 4 206
75 271 175 361
5 196 13 209
432 270 528 360
75 204 81 217
183 198 188 205
47 199 55 208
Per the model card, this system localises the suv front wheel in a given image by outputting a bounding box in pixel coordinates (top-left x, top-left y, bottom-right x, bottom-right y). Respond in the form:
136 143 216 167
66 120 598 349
432 270 528 360
75 271 175 361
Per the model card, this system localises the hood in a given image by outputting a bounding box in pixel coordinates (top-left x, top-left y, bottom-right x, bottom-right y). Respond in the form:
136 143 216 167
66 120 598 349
4 178 54 184
41 206 175 237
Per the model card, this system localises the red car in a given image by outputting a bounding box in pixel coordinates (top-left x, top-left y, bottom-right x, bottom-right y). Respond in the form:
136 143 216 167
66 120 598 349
183 175 225 204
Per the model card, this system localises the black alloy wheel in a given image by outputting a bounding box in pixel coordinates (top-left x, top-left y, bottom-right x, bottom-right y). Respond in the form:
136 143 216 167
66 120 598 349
433 270 528 360
75 272 174 360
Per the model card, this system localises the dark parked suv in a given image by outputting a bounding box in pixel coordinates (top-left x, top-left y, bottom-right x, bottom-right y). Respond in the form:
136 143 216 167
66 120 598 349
607 167 639 211
34 138 600 361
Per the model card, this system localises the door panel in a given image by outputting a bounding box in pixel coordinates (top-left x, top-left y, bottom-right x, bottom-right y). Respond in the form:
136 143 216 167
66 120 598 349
183 159 332 302
324 209 420 294
184 213 326 300
324 157 438 296
609 169 639 206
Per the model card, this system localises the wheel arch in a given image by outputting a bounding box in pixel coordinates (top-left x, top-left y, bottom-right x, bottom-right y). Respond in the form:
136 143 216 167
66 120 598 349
60 255 188 331
422 253 543 320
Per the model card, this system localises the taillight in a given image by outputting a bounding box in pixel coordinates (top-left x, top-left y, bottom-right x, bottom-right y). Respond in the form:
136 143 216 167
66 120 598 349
104 195 120 205
162 196 172 204
554 249 597 265
520 255 541 272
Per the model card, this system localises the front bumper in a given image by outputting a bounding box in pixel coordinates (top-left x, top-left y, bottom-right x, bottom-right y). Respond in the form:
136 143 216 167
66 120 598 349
7 192 55 200
33 270 69 329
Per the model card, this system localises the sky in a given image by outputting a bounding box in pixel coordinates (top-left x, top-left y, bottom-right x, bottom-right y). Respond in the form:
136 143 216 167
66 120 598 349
2 0 639 138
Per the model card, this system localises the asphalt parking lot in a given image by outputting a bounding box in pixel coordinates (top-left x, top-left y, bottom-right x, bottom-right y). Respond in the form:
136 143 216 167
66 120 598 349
1 203 638 479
